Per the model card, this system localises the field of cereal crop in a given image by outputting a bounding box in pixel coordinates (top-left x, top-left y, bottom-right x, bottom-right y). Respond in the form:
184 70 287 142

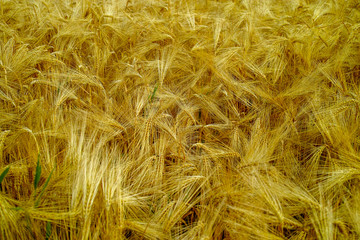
1 0 360 239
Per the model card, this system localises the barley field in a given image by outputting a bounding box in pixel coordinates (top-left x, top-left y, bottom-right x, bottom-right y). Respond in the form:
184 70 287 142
1 0 360 239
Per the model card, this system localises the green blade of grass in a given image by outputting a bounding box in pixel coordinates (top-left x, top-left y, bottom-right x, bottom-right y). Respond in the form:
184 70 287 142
24 211 35 239
0 166 10 186
11 207 24 211
34 154 41 190
35 165 55 207
45 221 52 240
149 84 158 103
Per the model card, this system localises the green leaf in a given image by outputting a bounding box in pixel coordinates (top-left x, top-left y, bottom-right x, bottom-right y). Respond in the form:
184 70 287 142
0 167 10 187
150 84 158 103
35 165 55 208
24 211 35 239
45 221 52 240
34 154 41 190
11 207 24 211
